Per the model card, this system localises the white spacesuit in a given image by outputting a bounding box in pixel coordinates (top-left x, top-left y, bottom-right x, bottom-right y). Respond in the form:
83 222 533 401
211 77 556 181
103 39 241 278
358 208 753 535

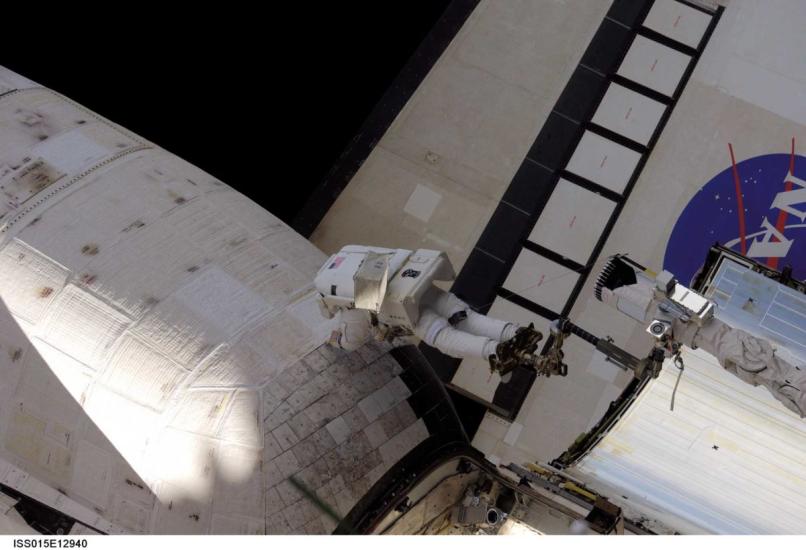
314 245 532 373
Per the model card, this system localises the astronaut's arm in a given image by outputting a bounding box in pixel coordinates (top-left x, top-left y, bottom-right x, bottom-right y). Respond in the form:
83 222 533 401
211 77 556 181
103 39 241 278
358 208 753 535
326 308 377 352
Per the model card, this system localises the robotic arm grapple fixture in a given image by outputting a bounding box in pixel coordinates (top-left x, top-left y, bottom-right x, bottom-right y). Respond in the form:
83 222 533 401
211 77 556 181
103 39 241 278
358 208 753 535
592 254 806 418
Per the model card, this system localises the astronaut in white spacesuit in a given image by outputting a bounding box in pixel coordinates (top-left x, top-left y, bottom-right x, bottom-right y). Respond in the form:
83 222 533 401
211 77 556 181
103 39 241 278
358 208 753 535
314 245 544 377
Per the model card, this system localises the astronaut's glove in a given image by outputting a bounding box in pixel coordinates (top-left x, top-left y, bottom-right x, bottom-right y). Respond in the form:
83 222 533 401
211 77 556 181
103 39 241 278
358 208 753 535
328 329 344 348
448 310 468 326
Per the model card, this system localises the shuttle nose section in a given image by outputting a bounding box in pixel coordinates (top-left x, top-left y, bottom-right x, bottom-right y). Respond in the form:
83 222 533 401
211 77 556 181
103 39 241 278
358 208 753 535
0 67 431 534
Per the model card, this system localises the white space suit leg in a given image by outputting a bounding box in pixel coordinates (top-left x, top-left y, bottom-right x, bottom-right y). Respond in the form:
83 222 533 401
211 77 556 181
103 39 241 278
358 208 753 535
414 308 497 360
424 286 467 318
424 287 518 341
461 312 518 342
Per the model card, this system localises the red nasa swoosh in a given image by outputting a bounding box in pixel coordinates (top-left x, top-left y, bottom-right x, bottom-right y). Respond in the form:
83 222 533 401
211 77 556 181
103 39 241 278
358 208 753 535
729 139 796 268
768 138 796 270
728 143 747 255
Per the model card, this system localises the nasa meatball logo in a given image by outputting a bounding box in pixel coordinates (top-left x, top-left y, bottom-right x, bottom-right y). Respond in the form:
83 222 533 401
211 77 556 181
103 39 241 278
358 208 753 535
664 141 806 284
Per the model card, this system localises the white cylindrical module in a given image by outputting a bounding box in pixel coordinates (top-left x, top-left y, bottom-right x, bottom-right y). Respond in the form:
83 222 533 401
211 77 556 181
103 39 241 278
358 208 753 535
0 66 335 533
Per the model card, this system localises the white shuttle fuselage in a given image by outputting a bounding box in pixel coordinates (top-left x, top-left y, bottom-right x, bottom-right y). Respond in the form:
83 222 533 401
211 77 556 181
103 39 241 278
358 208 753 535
0 66 427 534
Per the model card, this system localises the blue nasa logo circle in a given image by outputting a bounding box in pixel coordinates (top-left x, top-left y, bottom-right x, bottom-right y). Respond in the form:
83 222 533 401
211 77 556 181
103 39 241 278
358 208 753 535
664 152 806 284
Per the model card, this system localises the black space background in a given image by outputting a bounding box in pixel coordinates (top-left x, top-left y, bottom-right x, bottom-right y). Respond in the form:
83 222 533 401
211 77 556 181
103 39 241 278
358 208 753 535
1 2 451 225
